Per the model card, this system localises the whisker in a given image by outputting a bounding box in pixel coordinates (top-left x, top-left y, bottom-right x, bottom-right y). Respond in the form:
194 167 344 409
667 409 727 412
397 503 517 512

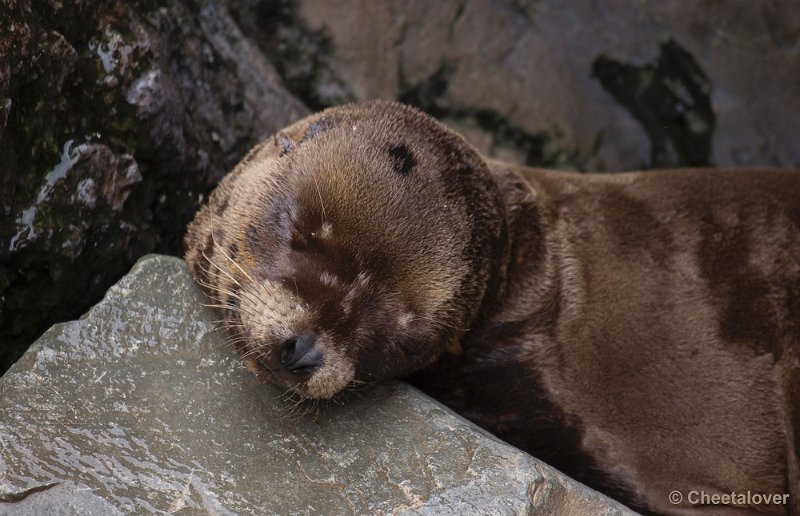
209 211 257 286
201 250 244 291
310 173 327 225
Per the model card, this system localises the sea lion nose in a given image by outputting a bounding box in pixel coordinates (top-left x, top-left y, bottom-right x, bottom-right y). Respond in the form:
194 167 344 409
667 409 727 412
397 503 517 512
280 334 323 373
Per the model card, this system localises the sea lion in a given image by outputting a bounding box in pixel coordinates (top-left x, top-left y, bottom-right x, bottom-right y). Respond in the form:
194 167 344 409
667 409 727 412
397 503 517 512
184 100 800 514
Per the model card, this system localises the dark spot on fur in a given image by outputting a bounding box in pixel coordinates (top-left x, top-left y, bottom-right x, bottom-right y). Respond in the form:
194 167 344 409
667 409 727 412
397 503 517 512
215 194 229 215
246 225 258 250
290 230 310 251
268 202 293 234
202 235 214 261
388 144 416 175
698 217 781 357
722 277 779 354
228 243 238 261
302 116 337 142
600 189 675 266
212 228 225 246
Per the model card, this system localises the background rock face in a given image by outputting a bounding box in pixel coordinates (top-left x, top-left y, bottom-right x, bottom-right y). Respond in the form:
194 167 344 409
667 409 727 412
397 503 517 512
0 255 631 514
2 0 799 371
250 0 800 170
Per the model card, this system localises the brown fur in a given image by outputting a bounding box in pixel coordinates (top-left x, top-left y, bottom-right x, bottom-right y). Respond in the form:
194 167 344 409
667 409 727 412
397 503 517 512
185 100 800 514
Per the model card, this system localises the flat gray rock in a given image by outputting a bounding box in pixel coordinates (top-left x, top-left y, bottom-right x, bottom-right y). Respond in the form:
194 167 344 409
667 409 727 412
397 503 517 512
0 255 631 515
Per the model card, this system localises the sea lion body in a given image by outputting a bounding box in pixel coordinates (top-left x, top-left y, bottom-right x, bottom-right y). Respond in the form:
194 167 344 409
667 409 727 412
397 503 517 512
184 100 800 514
415 164 800 514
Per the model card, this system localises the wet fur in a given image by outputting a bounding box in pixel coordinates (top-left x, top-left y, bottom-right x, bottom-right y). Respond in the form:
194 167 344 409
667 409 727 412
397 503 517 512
185 100 800 514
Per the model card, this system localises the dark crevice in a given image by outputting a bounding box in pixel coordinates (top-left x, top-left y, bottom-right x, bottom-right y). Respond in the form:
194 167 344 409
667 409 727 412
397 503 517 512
399 63 584 169
397 62 454 113
592 39 715 168
229 0 353 111
0 481 60 503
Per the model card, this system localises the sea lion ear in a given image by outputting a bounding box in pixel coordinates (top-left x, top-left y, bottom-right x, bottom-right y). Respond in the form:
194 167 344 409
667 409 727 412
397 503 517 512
273 116 338 157
274 131 296 156
301 116 337 142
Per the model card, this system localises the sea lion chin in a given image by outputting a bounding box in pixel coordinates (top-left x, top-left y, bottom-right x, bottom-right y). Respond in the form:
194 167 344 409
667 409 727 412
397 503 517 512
184 100 509 400
185 100 800 514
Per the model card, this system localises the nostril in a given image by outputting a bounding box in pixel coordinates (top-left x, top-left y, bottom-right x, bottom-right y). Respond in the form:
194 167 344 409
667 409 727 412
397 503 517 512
280 337 298 364
280 333 323 373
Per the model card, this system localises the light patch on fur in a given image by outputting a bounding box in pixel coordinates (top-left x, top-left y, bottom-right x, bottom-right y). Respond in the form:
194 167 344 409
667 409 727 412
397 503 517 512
305 335 355 399
320 271 340 287
397 311 414 329
341 271 372 315
320 221 333 239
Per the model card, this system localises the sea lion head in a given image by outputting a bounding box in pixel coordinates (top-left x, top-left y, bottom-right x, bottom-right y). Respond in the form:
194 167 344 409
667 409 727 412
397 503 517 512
185 100 509 399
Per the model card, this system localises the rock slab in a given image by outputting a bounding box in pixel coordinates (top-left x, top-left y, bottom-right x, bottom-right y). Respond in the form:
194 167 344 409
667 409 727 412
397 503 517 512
0 255 631 514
